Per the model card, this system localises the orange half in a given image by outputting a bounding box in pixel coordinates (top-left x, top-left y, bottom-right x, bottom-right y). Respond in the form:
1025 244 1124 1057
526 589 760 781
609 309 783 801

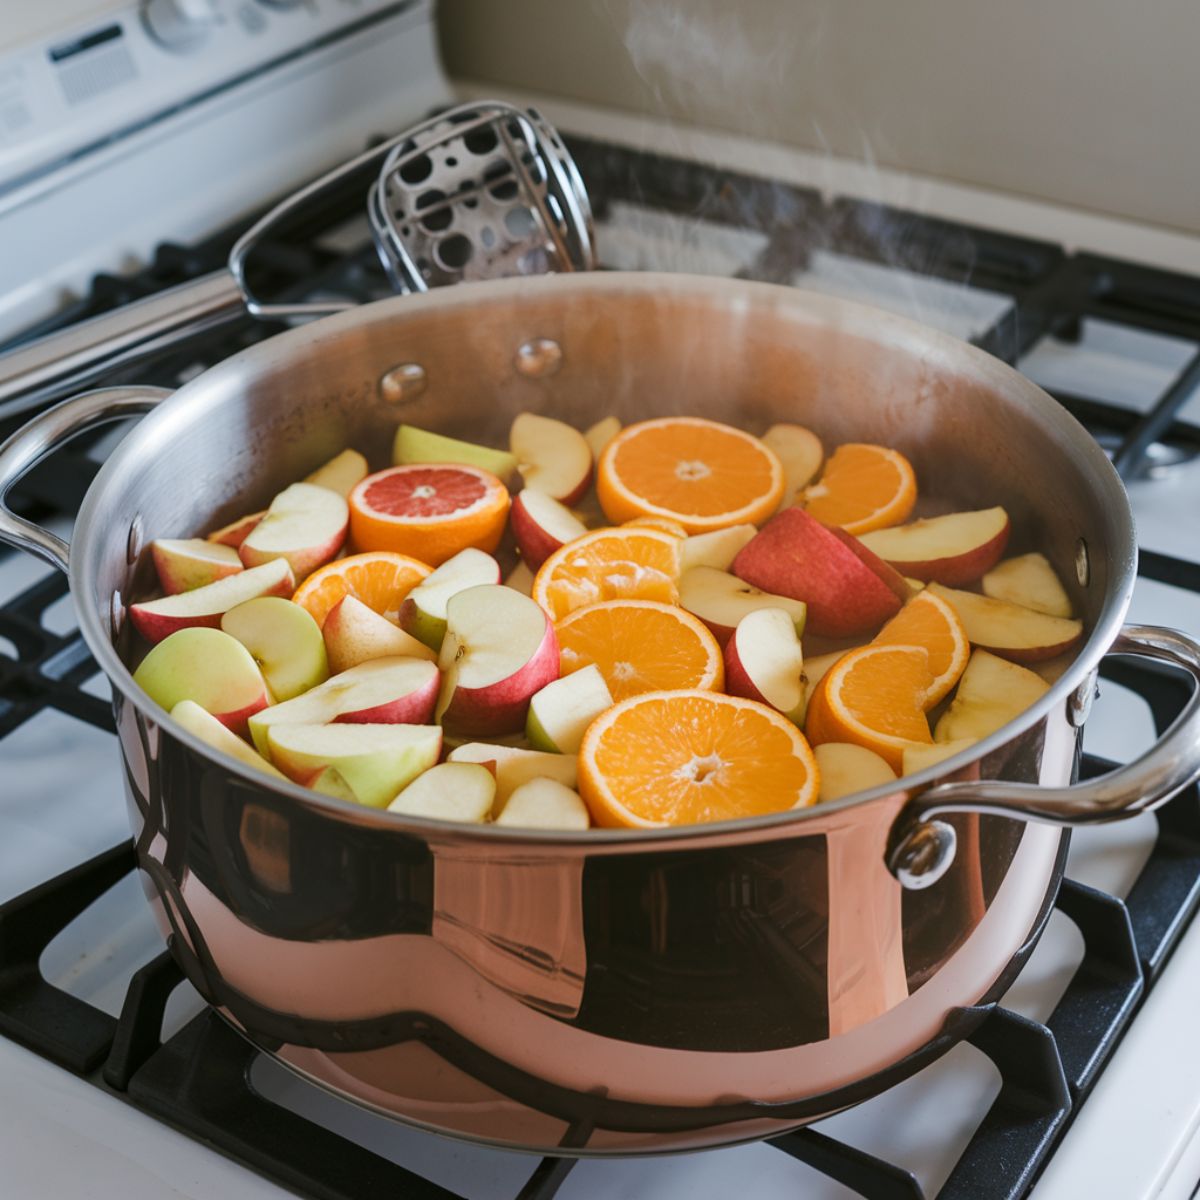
803 443 917 535
292 551 431 627
579 690 820 828
598 417 784 533
556 599 723 700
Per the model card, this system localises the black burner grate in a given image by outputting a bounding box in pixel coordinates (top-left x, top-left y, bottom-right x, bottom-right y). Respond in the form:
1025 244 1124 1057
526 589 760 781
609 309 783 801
1 137 1199 1199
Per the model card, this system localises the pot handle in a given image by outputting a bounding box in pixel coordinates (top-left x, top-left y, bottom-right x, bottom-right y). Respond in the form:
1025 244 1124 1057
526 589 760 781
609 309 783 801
887 624 1200 890
0 386 171 573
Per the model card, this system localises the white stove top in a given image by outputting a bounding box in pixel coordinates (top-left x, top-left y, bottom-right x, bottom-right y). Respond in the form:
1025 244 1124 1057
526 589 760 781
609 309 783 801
3 85 1200 1200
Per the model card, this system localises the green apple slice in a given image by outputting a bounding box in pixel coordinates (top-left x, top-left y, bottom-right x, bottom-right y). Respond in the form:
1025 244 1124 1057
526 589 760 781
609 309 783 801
393 424 517 480
221 596 329 702
387 761 495 823
526 665 614 753
397 547 501 651
170 700 285 780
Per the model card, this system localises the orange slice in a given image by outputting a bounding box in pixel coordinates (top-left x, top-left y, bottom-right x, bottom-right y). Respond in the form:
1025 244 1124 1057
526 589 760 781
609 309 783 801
597 417 784 534
532 527 682 623
872 589 969 708
805 644 934 771
348 465 509 566
802 443 917 535
556 599 723 701
292 551 431 628
579 690 820 828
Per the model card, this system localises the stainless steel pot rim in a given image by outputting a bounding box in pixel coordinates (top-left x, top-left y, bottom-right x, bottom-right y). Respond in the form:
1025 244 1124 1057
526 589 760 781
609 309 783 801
72 273 1138 848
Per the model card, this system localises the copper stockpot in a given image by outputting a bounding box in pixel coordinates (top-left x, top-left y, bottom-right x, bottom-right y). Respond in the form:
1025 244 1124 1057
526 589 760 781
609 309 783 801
1 274 1198 1154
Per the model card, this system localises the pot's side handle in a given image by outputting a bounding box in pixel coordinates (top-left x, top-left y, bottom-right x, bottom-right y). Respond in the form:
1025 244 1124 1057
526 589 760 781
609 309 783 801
888 624 1200 890
0 386 170 573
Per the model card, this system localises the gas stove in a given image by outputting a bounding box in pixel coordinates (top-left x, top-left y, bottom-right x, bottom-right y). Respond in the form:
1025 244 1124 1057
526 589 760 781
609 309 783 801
3 73 1200 1200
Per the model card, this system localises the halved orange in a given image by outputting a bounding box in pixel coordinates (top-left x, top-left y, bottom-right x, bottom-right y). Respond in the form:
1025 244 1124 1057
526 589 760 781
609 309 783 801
532 527 682 623
556 599 723 701
802 443 917 535
292 551 431 627
804 644 934 771
348 464 509 566
579 690 820 828
597 417 784 533
872 590 969 708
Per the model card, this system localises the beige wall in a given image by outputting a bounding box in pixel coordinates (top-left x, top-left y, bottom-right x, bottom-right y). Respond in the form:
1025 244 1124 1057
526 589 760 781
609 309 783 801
439 0 1198 235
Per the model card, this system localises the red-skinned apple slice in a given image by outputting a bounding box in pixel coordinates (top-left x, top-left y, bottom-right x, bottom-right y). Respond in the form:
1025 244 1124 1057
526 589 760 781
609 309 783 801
206 510 264 548
857 507 1011 585
129 558 294 643
387 761 495 823
731 508 905 638
584 416 621 460
435 584 559 736
510 412 593 506
248 657 440 756
762 423 824 508
982 552 1073 618
304 448 368 497
927 583 1084 663
679 566 807 646
935 649 1050 743
151 538 243 595
133 628 270 735
267 722 442 809
220 596 329 702
495 777 590 830
723 608 807 723
510 490 589 570
679 524 757 573
814 743 896 802
239 483 348 579
169 699 286 779
397 548 502 651
447 742 577 813
323 594 436 673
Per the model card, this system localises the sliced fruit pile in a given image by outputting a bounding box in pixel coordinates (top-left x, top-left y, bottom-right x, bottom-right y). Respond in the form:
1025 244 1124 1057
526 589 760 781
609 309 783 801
127 414 1085 829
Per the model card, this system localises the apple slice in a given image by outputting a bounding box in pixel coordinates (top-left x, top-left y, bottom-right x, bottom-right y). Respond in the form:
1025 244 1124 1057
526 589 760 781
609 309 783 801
802 649 849 710
436 584 559 736
393 423 517 481
248 657 440 755
510 412 593 506
526 664 614 753
323 594 436 673
723 608 806 724
239 482 348 579
267 723 442 808
206 510 264 548
129 558 294 644
857 507 1011 586
387 761 495 823
678 566 807 646
495 777 590 830
732 508 906 638
133 628 270 735
762 424 823 508
927 583 1084 663
447 742 577 812
300 765 360 803
584 416 621 459
151 539 243 595
510 490 589 570
902 739 978 775
304 449 368 497
935 649 1050 743
505 559 535 597
814 743 896 802
397 547 502 651
169 699 286 780
679 524 757 573
221 597 329 702
983 553 1074 618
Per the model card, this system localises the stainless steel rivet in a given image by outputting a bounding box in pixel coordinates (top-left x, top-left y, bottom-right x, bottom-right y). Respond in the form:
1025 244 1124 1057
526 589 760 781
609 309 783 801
379 362 427 404
889 819 958 890
514 337 563 379
110 590 125 639
1075 537 1090 587
126 517 144 565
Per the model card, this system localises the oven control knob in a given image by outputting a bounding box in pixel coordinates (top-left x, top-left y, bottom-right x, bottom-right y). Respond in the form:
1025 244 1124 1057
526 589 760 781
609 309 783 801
141 0 218 53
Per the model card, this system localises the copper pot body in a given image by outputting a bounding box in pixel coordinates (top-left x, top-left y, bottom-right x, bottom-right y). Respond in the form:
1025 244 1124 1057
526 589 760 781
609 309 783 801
63 275 1138 1152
